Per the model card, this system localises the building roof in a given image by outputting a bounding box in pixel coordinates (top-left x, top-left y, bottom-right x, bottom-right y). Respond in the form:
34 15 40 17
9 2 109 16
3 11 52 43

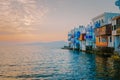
92 12 105 21
112 15 120 20
92 12 120 21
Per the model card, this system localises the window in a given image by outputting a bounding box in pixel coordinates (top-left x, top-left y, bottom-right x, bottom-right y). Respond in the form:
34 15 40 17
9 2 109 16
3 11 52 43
102 38 107 42
112 26 114 30
110 36 112 42
117 19 120 25
114 26 115 30
101 19 104 23
99 20 101 23
99 37 100 42
117 19 120 28
114 25 117 30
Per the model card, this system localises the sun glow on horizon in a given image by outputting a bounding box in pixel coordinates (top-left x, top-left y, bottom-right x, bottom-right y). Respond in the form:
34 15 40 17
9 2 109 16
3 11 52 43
0 0 119 42
0 33 66 42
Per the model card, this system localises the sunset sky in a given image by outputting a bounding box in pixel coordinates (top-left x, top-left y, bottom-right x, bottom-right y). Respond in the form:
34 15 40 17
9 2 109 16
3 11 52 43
0 0 119 42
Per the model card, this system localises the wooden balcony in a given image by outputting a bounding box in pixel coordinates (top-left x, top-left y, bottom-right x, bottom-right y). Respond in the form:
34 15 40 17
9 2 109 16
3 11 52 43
95 24 112 36
116 28 120 35
112 27 120 35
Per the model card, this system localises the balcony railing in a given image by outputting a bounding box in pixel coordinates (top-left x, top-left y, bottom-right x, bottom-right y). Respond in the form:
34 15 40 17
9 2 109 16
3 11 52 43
95 24 112 36
112 27 120 35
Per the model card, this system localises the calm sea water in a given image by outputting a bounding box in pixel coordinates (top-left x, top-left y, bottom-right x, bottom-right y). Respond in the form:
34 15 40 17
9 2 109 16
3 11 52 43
0 45 120 80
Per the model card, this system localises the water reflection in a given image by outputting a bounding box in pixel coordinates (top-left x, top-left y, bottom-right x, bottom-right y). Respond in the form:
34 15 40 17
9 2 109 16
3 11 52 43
95 55 120 80
112 61 120 80
67 50 96 79
0 45 120 80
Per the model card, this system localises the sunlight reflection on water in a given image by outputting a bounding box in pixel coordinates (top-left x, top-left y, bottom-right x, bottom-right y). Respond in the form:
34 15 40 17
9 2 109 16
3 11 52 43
0 45 120 80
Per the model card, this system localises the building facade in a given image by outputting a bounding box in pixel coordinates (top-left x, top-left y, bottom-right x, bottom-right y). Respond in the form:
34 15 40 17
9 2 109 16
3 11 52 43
68 27 80 49
92 12 120 48
67 12 120 53
112 16 120 53
85 24 95 50
79 26 86 51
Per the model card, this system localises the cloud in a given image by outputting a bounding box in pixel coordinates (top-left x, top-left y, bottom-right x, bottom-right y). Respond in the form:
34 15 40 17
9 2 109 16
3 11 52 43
0 0 48 34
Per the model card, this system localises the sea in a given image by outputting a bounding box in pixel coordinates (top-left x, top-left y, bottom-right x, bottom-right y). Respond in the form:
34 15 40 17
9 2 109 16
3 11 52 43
0 44 120 80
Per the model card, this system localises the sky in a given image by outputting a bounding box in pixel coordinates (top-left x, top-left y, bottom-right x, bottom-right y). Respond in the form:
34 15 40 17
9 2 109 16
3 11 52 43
0 0 119 43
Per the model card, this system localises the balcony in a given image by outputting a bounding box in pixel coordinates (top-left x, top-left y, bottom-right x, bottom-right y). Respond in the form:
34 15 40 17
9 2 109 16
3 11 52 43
95 24 112 36
112 28 120 35
112 24 120 36
112 30 117 35
79 34 86 41
117 28 120 35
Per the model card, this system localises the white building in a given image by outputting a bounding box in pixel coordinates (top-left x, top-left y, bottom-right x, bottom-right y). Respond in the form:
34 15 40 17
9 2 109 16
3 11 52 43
85 24 95 50
92 12 120 48
79 26 86 51
112 16 120 53
68 27 80 49
92 12 120 28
